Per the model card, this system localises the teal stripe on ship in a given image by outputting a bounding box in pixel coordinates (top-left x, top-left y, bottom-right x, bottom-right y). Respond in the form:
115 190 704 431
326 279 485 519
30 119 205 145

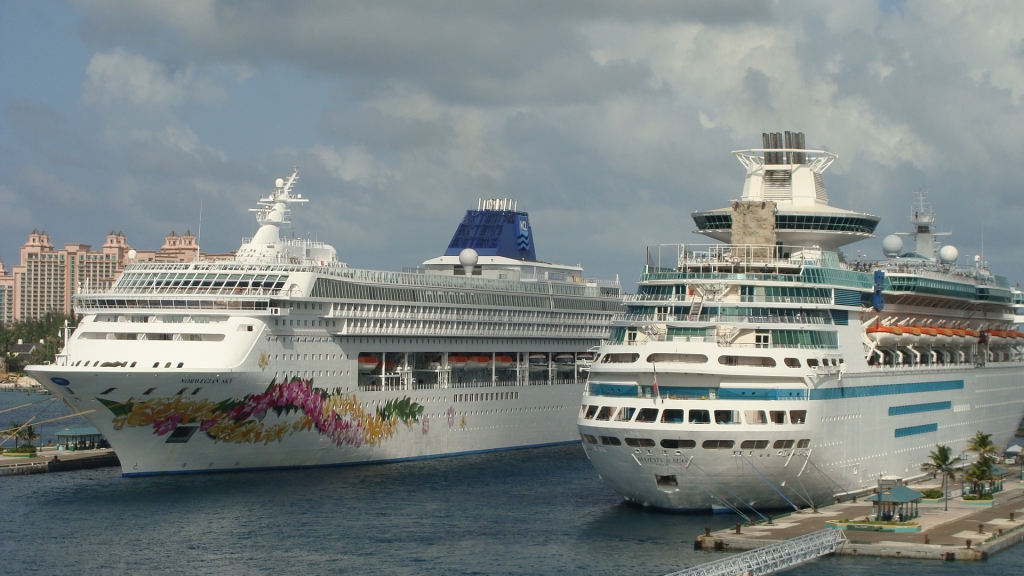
895 423 939 438
810 380 964 400
888 401 952 416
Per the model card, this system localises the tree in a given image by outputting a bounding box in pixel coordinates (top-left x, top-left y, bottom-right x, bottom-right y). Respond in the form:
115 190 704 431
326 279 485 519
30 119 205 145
3 422 22 448
968 431 999 459
17 424 39 447
921 445 961 511
966 456 996 497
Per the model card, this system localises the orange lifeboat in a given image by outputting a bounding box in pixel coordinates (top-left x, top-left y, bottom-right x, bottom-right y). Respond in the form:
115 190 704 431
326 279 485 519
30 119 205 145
447 355 468 369
963 329 980 345
898 325 921 346
915 326 937 346
357 354 380 374
951 328 967 345
935 327 955 346
493 355 514 369
866 324 901 347
465 355 492 370
988 329 1009 346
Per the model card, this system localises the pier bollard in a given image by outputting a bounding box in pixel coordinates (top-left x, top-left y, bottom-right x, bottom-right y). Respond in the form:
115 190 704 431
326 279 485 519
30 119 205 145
978 523 985 535
1011 512 1016 522
767 515 774 525
812 503 818 513
749 519 756 527
966 539 972 549
705 527 711 537
924 534 930 544
735 523 742 535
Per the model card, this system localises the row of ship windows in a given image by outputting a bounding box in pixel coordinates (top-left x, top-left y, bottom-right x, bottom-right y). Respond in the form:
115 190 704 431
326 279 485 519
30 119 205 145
454 391 519 402
600 353 843 368
100 386 201 396
581 405 807 425
582 435 810 450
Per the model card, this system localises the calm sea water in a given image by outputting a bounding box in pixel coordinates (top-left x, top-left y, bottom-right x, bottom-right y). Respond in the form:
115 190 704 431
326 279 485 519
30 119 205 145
1 392 1021 575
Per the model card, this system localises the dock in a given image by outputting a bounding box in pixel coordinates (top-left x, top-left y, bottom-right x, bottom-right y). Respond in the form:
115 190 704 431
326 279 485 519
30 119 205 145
0 447 119 476
694 479 1024 562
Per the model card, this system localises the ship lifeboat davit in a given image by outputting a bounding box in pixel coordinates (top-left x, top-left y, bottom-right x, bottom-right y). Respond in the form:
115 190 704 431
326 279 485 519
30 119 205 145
493 355 514 369
866 325 901 347
447 355 468 369
357 355 379 374
465 355 492 370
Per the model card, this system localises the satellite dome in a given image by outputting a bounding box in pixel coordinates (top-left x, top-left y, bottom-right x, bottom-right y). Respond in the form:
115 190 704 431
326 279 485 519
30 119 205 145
127 249 137 261
881 235 903 257
939 245 959 263
275 178 284 187
459 248 479 268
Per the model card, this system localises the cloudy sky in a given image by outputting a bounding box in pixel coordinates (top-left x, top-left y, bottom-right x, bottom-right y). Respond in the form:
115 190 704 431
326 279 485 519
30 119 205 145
3 1 1024 285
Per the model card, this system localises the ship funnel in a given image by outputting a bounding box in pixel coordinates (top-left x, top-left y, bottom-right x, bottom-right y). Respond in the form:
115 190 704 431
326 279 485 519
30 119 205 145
761 131 806 165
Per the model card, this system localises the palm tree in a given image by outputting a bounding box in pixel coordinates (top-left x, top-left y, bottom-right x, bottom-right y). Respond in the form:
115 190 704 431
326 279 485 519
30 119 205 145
966 456 996 497
2 422 22 448
968 431 999 458
921 445 961 511
17 425 39 448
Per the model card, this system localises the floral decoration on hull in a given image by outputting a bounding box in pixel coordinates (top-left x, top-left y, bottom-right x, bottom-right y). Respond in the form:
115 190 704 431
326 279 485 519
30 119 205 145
98 377 425 447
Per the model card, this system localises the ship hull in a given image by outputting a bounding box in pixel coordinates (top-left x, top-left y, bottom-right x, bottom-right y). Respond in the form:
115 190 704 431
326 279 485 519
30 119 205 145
579 364 1024 512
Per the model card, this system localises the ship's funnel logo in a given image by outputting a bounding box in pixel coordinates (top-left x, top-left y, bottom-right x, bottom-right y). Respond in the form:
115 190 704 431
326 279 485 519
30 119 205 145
516 216 531 251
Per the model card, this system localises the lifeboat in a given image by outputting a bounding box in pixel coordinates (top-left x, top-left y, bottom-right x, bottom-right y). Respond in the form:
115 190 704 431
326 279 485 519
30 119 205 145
528 352 548 371
576 352 595 363
897 325 920 346
493 355 514 369
951 328 967 345
554 353 575 364
1010 331 1024 344
963 329 980 345
465 355 492 370
447 355 468 370
935 328 954 346
916 326 937 346
357 355 379 374
866 324 901 347
987 330 1009 346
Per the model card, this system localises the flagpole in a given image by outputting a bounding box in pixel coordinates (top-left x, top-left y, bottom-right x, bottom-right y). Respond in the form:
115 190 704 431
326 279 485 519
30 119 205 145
652 362 659 404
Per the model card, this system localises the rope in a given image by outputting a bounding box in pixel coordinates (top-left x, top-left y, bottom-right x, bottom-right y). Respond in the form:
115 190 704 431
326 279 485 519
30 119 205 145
0 396 56 416
688 457 768 522
739 454 800 511
672 460 751 522
799 454 853 500
0 398 58 447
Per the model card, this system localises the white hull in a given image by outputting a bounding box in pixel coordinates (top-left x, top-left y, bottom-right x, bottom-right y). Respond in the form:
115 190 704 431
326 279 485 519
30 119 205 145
32 359 583 476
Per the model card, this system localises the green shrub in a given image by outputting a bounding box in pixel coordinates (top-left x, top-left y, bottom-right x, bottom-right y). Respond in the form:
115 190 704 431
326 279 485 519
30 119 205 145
921 489 944 499
4 445 37 454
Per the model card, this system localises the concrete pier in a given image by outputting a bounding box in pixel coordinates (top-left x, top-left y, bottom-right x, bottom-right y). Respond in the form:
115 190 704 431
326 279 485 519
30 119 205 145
0 447 119 476
695 480 1024 561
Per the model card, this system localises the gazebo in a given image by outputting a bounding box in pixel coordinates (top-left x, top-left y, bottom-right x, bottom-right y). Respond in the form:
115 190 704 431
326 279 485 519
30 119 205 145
56 426 106 451
867 486 924 522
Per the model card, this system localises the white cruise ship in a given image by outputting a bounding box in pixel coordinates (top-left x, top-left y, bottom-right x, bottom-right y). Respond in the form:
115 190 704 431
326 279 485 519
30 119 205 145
578 132 1024 512
28 169 623 475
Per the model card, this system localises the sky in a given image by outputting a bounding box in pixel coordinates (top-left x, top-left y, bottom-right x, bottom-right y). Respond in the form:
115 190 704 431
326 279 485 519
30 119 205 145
2 1 1024 286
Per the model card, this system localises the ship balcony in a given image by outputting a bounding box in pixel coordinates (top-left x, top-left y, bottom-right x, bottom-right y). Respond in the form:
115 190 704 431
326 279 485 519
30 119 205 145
619 313 831 325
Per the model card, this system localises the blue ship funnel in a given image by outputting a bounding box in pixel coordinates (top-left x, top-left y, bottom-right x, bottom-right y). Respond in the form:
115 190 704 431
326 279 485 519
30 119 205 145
444 198 537 260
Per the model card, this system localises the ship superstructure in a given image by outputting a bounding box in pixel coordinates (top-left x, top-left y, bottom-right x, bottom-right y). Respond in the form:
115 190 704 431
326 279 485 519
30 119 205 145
28 169 623 475
578 132 1024 512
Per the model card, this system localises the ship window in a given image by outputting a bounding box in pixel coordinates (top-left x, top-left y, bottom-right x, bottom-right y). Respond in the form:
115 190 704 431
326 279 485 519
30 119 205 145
661 439 696 449
715 410 740 424
655 474 678 486
702 440 735 450
790 410 807 424
164 362 172 368
600 436 622 446
660 409 685 423
744 410 768 425
773 440 795 449
602 353 639 363
143 388 156 395
100 388 116 395
595 407 614 421
635 408 659 423
625 438 656 448
130 362 137 368
192 388 201 395
584 406 599 419
583 434 598 444
769 411 787 424
797 439 810 448
614 407 636 422
688 410 711 424
177 387 188 395
784 358 801 368
177 362 184 368
152 362 159 368
165 425 198 444
740 440 770 450
806 359 819 367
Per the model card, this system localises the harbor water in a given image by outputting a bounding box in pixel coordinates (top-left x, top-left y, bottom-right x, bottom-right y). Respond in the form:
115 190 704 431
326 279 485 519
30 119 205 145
1 393 1021 575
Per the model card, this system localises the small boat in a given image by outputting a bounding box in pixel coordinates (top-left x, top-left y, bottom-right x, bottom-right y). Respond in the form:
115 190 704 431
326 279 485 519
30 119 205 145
447 355 468 370
987 330 1009 346
898 325 920 346
553 353 575 364
866 324 901 347
493 355 514 369
963 329 980 345
915 326 937 346
466 355 492 370
357 355 379 374
935 328 954 346
528 353 548 371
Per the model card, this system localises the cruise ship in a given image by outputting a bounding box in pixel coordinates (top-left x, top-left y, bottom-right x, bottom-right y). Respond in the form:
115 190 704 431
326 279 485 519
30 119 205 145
28 169 623 475
578 132 1024 512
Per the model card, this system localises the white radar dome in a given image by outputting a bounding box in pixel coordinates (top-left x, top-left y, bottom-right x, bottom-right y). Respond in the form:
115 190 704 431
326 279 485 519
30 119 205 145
276 178 284 187
459 248 479 268
939 245 959 263
127 249 137 261
882 235 903 257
